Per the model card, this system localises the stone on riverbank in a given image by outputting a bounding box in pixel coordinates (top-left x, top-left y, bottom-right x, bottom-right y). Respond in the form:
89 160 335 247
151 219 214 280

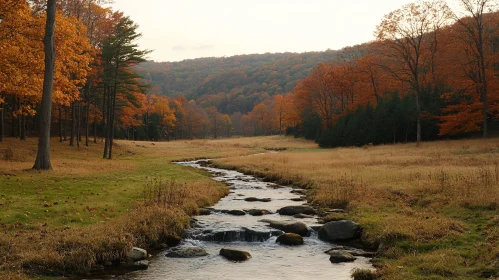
318 220 361 242
327 250 357 263
127 247 147 262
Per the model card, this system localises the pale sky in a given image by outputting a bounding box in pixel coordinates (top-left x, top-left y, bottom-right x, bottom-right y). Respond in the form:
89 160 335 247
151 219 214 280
110 0 417 62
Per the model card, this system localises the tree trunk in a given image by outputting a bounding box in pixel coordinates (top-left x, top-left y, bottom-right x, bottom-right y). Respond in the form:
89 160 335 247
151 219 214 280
33 0 56 170
11 101 16 138
63 106 67 141
103 87 109 158
77 102 82 142
76 102 80 148
85 99 90 146
93 119 97 144
415 92 421 142
69 102 75 146
108 90 116 159
58 106 63 142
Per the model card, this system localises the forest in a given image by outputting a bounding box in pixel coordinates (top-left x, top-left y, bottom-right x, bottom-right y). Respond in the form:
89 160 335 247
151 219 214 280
1 0 499 151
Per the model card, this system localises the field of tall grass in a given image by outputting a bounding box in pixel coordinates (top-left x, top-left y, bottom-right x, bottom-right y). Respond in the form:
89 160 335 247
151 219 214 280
216 138 499 279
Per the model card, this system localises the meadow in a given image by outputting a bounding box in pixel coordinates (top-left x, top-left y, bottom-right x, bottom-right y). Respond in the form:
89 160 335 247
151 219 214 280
216 138 499 279
1 136 498 279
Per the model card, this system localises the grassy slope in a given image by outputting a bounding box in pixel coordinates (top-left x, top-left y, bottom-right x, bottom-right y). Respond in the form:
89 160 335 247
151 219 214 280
216 138 499 280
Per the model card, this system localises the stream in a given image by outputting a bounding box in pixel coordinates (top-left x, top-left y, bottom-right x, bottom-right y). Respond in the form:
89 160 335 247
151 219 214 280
111 159 373 280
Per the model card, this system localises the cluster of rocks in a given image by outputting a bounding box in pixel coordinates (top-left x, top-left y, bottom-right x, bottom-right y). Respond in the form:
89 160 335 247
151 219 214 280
165 246 252 262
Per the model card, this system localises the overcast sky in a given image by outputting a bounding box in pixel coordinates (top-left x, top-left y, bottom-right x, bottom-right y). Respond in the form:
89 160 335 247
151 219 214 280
110 0 418 62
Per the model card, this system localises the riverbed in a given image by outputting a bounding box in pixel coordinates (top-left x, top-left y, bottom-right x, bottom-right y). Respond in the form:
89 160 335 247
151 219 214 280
109 159 372 280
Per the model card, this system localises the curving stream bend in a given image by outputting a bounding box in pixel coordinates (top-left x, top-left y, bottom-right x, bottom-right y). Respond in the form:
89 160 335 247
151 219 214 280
115 159 373 280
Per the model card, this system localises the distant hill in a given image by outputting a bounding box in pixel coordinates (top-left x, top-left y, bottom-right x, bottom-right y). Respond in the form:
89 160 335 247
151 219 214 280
134 50 339 114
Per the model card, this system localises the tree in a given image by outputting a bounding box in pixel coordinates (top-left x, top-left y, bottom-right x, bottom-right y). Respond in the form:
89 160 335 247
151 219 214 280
454 0 499 137
101 14 150 159
375 0 452 142
33 0 56 170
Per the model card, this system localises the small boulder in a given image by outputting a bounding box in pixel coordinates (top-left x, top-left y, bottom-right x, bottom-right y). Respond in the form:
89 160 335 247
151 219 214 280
260 220 309 236
247 209 272 216
227 210 246 216
198 208 211 215
276 233 304 245
318 220 361 242
290 197 306 202
127 260 150 270
220 248 252 261
328 250 357 263
127 247 147 262
166 246 208 258
277 205 317 216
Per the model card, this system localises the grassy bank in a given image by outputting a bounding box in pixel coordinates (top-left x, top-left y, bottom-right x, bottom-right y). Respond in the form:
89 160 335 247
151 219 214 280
0 136 314 279
215 138 499 280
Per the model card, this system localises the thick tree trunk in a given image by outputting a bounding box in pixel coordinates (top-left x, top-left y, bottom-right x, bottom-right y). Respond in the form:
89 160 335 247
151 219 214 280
33 0 56 170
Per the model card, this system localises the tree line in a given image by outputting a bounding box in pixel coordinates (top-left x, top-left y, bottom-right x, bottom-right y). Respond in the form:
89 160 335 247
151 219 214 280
286 0 499 146
2 0 499 162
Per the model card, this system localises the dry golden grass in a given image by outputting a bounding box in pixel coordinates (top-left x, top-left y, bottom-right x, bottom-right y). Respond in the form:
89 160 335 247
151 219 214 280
216 138 499 279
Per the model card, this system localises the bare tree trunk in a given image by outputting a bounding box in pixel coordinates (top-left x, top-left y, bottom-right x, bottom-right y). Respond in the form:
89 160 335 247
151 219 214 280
33 0 56 170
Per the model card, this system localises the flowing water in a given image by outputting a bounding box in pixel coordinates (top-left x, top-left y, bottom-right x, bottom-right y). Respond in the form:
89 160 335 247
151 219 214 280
100 159 372 280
